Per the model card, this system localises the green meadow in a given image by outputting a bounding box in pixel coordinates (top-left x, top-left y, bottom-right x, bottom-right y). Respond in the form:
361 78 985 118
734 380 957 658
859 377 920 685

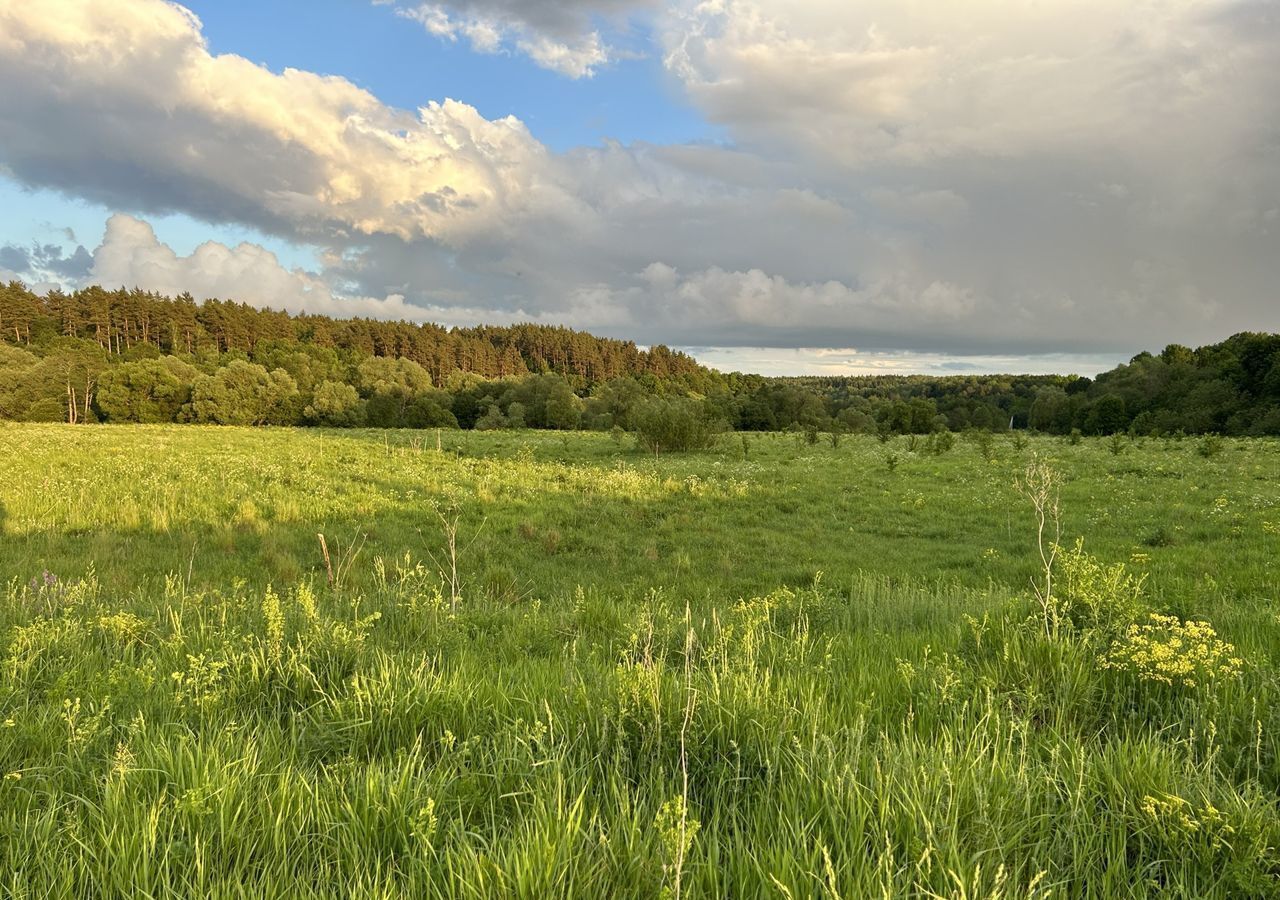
2 423 1279 897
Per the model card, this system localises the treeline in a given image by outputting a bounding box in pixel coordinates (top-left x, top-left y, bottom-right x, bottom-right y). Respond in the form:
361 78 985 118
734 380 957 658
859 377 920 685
762 334 1280 437
0 282 707 387
1026 335 1280 436
1 281 1277 436
767 374 1070 433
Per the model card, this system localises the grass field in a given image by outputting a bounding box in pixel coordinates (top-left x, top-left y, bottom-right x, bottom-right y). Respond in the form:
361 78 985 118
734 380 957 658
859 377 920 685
2 423 1279 897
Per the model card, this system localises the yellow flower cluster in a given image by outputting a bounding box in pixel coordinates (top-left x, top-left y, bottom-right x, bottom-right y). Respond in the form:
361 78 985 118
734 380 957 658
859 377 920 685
96 611 148 643
1102 614 1243 687
1139 793 1236 849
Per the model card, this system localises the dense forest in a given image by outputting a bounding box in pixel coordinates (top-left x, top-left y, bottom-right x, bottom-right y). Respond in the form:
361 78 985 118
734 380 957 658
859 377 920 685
2 281 1278 436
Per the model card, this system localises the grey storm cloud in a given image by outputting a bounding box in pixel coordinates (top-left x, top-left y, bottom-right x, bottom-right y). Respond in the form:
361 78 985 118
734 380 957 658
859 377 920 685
0 0 1276 358
399 0 651 38
0 245 28 273
0 241 94 282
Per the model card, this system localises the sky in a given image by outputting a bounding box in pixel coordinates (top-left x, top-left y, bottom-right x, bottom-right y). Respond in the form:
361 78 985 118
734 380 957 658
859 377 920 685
0 0 1276 377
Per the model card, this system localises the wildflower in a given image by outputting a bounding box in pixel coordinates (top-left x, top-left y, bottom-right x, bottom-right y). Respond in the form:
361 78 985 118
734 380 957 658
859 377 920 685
29 570 59 592
1102 614 1243 687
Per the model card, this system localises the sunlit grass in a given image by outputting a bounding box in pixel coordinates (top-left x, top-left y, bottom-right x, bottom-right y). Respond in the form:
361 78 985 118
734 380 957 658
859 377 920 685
1 424 1278 897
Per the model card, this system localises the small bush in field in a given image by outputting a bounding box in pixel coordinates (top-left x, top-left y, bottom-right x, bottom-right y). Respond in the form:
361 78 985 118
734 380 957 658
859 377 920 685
1198 435 1224 458
972 430 996 460
1057 538 1147 637
631 397 726 453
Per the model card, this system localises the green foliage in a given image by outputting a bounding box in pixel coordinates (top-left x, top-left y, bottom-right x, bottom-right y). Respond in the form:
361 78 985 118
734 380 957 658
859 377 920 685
1089 394 1128 435
473 403 507 431
1056 538 1148 638
1198 435 1225 458
631 397 725 453
303 380 362 427
183 361 300 425
363 386 456 429
355 356 435 397
0 343 39 419
95 357 199 423
4 281 1280 436
972 429 996 460
0 343 108 422
929 429 955 455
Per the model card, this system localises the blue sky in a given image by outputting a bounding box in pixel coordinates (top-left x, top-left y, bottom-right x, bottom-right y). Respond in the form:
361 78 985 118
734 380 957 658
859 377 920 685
0 0 1275 376
186 0 715 152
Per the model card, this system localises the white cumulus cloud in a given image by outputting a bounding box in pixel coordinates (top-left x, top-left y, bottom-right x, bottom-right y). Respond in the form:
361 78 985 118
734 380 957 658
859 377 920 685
88 213 433 322
0 0 578 245
0 0 1276 361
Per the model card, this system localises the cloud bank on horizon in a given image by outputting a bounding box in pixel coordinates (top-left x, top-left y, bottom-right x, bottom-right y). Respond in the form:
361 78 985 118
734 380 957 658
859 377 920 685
0 0 1276 374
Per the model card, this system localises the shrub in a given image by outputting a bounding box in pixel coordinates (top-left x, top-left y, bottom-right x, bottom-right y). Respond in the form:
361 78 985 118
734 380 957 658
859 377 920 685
473 404 507 431
631 397 726 453
1197 435 1224 458
972 430 996 460
1057 538 1147 637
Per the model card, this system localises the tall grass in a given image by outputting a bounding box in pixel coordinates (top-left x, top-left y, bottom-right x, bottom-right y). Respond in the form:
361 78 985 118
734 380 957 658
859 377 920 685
1 424 1279 896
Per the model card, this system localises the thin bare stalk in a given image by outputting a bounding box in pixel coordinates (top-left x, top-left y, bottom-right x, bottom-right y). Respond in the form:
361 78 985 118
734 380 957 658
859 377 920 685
423 502 487 612
1015 454 1062 636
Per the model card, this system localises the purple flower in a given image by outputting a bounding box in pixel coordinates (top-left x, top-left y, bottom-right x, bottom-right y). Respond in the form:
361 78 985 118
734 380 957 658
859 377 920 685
29 571 60 593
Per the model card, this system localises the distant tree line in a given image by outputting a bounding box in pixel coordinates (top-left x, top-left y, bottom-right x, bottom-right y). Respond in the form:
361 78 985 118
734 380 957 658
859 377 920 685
1024 335 1280 436
1 281 1277 436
